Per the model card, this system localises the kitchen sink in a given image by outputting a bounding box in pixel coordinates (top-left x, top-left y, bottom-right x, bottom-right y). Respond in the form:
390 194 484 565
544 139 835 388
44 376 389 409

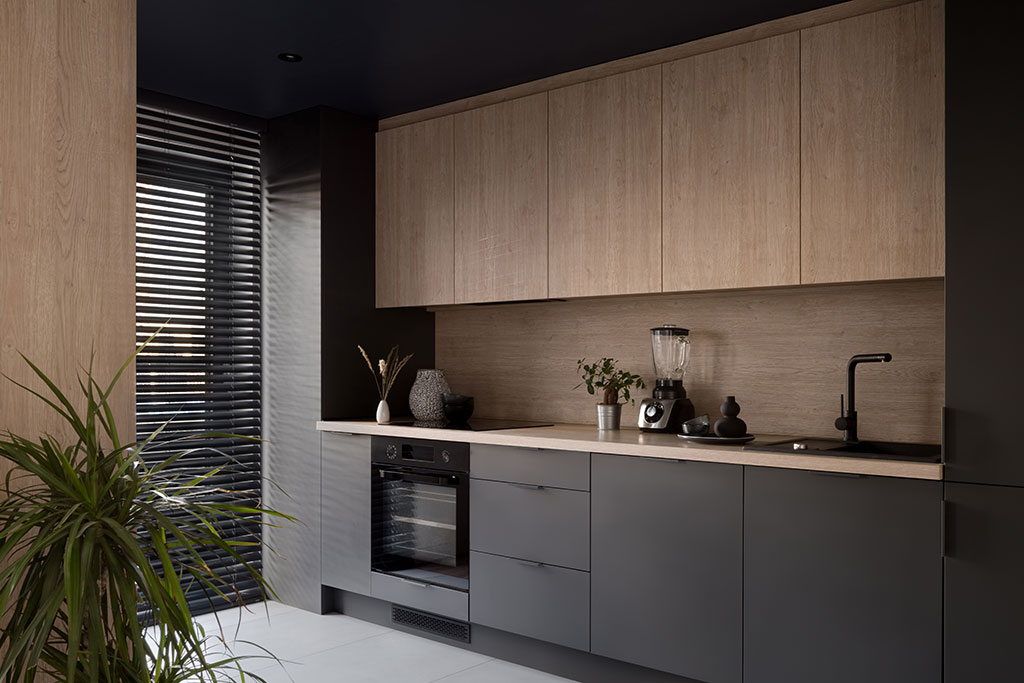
745 438 941 462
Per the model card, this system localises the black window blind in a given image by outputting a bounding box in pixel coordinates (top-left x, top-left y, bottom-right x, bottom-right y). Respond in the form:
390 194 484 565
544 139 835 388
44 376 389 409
135 104 263 617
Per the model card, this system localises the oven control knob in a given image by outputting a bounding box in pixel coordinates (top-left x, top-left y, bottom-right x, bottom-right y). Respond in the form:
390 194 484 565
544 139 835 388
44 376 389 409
386 444 398 460
441 449 451 463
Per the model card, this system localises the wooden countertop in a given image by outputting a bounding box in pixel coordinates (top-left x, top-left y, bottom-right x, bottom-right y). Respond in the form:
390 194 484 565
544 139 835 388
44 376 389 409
315 421 943 481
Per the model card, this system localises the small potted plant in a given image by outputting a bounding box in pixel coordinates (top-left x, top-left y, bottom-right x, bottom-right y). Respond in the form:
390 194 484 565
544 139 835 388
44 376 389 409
575 357 646 430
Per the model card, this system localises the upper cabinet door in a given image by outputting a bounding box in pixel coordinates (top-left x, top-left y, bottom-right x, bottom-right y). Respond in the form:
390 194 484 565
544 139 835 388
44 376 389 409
375 117 454 307
801 0 944 284
663 35 800 292
454 94 548 304
548 67 662 298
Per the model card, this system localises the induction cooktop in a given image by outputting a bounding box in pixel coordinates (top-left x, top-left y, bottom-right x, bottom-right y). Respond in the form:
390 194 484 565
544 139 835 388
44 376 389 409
390 418 553 431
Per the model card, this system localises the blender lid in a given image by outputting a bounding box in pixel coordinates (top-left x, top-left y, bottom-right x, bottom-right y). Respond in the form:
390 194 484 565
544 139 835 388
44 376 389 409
651 325 690 336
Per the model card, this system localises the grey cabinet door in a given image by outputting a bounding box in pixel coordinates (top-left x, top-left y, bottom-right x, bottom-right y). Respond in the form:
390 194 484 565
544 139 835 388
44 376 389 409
745 467 941 683
321 432 371 594
591 454 742 683
945 482 1024 683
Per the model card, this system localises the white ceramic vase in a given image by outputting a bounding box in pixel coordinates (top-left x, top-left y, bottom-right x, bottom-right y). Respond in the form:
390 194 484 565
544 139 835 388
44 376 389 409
376 399 390 425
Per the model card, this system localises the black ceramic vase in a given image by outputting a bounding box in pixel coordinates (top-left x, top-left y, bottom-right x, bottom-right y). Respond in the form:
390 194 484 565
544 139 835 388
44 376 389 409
714 396 748 438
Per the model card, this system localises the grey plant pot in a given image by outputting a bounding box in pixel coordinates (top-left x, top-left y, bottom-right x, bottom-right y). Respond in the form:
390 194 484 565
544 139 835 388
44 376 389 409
596 403 622 430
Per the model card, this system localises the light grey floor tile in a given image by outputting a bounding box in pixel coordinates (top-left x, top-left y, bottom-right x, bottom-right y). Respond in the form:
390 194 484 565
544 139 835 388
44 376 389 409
194 600 298 632
200 606 390 671
254 630 492 683
429 659 578 683
152 602 567 682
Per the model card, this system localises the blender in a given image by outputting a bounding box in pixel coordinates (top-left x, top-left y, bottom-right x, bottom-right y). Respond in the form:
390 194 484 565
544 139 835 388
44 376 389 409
638 325 695 432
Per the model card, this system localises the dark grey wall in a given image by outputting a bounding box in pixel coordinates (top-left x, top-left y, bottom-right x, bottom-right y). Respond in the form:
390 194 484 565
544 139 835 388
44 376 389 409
262 107 325 612
944 0 1024 486
262 105 434 613
319 107 434 420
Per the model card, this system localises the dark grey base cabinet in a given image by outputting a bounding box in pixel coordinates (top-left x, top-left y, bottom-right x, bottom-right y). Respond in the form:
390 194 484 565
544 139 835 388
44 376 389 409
591 454 743 683
744 467 941 683
944 482 1024 682
321 432 371 595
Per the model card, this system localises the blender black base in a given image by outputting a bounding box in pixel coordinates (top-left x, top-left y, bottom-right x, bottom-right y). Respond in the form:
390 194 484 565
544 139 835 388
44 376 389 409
638 397 695 432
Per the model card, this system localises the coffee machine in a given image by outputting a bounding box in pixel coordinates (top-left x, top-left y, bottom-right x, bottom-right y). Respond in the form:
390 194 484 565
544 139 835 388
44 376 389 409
638 325 695 432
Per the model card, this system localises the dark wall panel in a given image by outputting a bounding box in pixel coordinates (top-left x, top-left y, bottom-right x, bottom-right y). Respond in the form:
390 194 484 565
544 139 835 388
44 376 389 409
263 105 434 613
263 107 325 612
319 108 434 421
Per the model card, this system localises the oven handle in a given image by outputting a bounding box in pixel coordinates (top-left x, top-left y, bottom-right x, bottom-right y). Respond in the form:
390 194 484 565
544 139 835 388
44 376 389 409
398 577 435 589
379 469 457 487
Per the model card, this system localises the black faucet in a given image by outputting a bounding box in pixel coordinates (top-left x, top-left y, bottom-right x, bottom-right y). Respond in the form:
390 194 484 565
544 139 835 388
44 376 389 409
834 353 893 442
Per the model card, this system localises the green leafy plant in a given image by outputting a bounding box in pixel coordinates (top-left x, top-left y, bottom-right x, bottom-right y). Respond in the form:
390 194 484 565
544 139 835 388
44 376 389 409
575 358 646 406
0 339 293 683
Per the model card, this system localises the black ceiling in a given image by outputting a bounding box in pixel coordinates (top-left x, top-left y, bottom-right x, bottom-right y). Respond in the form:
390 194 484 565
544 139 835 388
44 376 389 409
138 0 846 122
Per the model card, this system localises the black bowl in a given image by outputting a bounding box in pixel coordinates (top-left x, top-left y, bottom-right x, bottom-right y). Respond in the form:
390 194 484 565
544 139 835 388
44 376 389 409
442 395 474 423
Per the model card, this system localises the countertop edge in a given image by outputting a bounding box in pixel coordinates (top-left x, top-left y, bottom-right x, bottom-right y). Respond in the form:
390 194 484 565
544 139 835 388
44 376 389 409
316 420 943 481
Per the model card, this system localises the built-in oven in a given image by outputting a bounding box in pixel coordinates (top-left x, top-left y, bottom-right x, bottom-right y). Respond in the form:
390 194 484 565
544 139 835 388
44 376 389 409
371 437 470 593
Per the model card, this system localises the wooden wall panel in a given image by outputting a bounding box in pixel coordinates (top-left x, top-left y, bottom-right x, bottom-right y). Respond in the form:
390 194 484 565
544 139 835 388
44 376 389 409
435 279 944 444
801 0 945 283
454 93 548 304
663 34 800 291
548 66 662 298
0 0 136 443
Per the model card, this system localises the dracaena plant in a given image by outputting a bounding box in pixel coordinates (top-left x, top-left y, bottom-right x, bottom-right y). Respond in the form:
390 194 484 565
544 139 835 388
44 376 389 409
0 338 292 683
575 357 646 406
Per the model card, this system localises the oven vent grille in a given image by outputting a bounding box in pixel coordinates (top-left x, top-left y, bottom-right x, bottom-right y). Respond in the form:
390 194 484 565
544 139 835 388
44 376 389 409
391 606 471 643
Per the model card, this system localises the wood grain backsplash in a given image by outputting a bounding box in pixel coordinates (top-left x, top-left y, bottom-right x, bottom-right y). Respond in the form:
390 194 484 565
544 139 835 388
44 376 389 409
434 279 944 443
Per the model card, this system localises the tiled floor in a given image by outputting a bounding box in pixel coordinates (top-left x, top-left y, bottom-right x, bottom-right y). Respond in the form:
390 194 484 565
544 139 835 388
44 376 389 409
188 601 576 682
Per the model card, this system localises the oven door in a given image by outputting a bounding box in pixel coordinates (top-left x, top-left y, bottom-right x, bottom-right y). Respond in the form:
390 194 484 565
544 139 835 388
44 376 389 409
371 464 469 592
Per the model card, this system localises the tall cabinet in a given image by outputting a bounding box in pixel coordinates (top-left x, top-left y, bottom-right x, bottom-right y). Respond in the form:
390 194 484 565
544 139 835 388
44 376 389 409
800 0 944 284
548 67 663 298
944 0 1024 681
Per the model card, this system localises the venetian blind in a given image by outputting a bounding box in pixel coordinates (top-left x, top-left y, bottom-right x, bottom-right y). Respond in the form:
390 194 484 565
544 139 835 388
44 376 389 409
135 104 263 617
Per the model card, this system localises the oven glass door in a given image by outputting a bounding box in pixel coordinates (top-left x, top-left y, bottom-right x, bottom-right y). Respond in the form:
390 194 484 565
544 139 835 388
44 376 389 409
371 465 469 591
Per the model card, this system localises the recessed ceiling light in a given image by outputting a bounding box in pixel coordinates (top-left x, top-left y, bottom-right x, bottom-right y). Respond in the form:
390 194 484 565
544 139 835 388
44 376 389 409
277 53 303 63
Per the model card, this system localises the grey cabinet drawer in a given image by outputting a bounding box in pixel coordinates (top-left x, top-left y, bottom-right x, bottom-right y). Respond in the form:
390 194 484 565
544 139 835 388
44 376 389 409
471 444 589 490
370 572 468 622
470 551 589 651
470 478 589 570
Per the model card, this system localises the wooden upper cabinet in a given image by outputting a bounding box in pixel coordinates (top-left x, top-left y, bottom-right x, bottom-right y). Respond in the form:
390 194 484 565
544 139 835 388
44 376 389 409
454 94 548 304
375 116 454 307
801 0 944 284
663 34 800 292
548 66 662 298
